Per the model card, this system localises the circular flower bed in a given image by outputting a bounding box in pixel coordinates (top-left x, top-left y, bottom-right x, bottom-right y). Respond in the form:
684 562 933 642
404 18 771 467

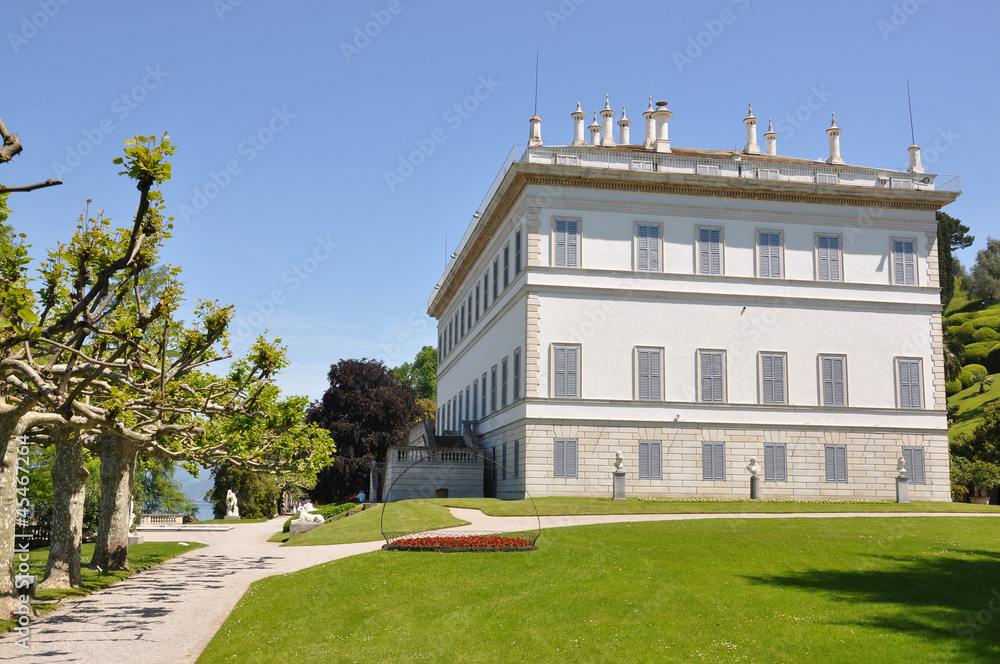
383 535 537 552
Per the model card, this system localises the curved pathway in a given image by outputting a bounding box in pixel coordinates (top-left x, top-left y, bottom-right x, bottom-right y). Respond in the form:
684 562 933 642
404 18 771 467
2 509 998 662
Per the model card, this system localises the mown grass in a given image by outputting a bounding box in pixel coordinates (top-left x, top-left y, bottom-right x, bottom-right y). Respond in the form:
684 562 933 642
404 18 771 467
278 501 468 546
199 517 1000 663
0 541 205 634
949 378 1000 439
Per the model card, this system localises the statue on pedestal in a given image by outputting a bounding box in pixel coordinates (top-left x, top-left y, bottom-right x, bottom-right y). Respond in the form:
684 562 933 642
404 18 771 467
746 457 760 477
225 489 240 519
612 450 626 474
896 456 907 478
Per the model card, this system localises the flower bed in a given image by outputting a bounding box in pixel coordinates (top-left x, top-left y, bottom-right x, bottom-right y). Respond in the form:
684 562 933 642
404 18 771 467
383 535 537 552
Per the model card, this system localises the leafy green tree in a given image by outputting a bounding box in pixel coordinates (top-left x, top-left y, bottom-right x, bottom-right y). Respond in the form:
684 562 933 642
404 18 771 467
936 211 973 306
207 463 281 519
134 459 197 515
393 345 437 402
965 238 1000 303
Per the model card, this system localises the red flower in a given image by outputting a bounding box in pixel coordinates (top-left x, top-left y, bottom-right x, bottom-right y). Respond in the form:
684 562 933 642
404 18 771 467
385 535 536 552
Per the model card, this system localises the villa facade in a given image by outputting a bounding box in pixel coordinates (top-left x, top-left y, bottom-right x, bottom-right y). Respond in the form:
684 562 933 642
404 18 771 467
423 96 960 502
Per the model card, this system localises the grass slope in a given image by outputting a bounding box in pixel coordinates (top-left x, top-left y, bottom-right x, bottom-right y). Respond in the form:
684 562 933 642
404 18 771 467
279 501 468 546
199 517 1000 663
949 378 1000 439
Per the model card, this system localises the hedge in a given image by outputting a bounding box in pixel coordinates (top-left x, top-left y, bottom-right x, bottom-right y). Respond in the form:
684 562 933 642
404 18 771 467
974 327 1000 343
951 324 977 345
963 342 997 365
946 379 963 396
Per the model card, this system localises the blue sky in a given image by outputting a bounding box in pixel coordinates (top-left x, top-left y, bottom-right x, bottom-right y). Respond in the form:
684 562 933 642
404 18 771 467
3 0 997 402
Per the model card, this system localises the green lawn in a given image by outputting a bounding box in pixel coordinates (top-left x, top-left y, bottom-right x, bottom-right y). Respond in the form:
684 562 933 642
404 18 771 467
278 501 468 546
949 378 1000 439
0 541 204 634
199 517 1000 663
192 517 270 524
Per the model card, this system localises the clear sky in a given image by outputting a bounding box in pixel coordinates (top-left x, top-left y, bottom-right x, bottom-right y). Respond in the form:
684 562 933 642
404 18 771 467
4 0 997 402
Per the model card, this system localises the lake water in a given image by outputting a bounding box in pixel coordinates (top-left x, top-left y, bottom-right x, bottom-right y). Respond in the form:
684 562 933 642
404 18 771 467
193 499 215 521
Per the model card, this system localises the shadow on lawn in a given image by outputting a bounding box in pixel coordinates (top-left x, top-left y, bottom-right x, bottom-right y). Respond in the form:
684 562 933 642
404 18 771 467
746 551 1000 659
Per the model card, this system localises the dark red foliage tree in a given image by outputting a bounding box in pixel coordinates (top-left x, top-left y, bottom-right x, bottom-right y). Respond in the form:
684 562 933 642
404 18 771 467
307 358 418 502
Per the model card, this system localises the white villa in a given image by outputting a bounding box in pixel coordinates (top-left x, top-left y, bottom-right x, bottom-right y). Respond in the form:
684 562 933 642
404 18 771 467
383 94 960 502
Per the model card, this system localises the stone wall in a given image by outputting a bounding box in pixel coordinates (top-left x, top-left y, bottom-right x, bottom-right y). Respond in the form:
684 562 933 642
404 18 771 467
382 447 484 501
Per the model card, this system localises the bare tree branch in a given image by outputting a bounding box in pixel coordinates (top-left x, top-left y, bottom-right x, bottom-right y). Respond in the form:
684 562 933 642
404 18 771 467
0 179 63 193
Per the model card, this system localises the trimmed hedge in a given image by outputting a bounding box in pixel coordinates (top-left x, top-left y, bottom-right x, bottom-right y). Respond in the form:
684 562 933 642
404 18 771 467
974 327 1000 343
959 364 988 389
946 379 963 396
963 342 997 365
947 312 974 326
951 324 977 345
971 316 1000 330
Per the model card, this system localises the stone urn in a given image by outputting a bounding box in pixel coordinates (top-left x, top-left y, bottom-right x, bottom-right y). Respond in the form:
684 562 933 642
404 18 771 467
970 496 991 505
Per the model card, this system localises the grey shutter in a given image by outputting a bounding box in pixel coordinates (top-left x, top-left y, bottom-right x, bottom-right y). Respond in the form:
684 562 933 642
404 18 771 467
775 445 787 482
699 229 711 274
832 358 844 406
773 355 785 404
711 353 724 402
513 440 520 478
555 220 566 266
899 359 921 408
903 241 915 284
764 444 776 482
835 446 847 482
702 443 714 480
701 352 713 401
762 355 774 404
566 346 578 397
555 346 566 397
902 447 913 482
819 236 840 281
638 225 649 271
554 439 565 477
825 445 837 482
638 350 650 400
650 350 661 400
566 220 578 267
713 443 725 480
760 232 781 278
708 230 721 274
502 443 507 479
649 226 660 271
893 240 905 284
650 442 662 479
828 236 840 280
566 440 578 478
912 448 925 484
639 441 650 479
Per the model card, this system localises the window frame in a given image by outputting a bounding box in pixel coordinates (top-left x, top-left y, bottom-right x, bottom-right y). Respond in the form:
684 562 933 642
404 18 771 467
501 356 509 408
475 284 480 321
891 237 918 286
902 446 926 484
553 438 579 479
763 443 787 482
638 440 662 480
818 354 847 407
492 258 499 300
697 349 726 403
481 372 487 417
759 352 788 405
756 229 783 279
503 243 510 289
552 343 581 398
513 440 520 478
490 365 498 413
472 379 478 420
896 357 923 409
483 273 489 310
702 442 726 481
696 226 723 276
513 348 521 401
635 346 664 401
553 217 581 268
815 233 843 282
635 222 663 273
824 444 848 483
515 229 523 274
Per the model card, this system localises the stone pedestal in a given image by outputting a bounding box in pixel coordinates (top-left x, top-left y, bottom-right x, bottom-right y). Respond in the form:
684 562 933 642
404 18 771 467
224 514 240 520
289 520 323 538
750 475 760 500
895 475 910 504
128 533 144 545
612 471 626 501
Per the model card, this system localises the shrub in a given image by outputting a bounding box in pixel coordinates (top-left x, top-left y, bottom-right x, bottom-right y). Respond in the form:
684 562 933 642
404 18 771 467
971 316 1000 331
948 312 974 326
959 364 987 389
946 379 963 396
963 342 997 365
974 327 1000 343
986 346 1000 374
951 324 977 345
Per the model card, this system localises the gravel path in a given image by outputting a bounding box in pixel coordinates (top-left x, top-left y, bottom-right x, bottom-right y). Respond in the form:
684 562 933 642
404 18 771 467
2 509 998 662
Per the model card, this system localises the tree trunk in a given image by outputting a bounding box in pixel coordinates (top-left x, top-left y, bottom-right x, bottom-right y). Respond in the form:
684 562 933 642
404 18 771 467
40 431 88 588
90 436 137 572
0 430 22 620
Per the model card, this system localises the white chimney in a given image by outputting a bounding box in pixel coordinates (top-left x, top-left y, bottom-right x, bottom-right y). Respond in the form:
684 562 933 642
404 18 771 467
528 115 542 147
589 112 602 146
652 100 672 153
572 103 587 146
826 113 844 165
764 118 778 156
600 95 616 146
908 144 924 174
743 103 760 154
643 96 655 149
618 106 631 146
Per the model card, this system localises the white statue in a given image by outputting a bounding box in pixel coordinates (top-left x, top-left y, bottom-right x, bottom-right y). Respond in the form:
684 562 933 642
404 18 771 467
295 505 324 524
897 456 907 478
612 450 626 473
746 457 760 477
225 489 240 518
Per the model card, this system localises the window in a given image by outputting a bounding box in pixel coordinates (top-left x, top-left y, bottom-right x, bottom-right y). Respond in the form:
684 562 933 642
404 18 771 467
817 235 842 281
490 365 497 412
553 345 579 398
491 446 497 484
696 164 719 176
702 442 725 481
698 228 722 275
553 438 578 478
699 350 725 403
492 259 499 300
902 446 926 484
637 224 660 272
897 358 922 409
503 244 510 289
758 231 782 278
481 372 487 417
513 349 521 401
816 172 839 185
637 348 662 400
638 441 662 480
825 444 848 483
760 353 786 405
465 386 470 421
820 355 846 406
438 334 442 362
472 380 478 420
764 444 787 482
460 304 465 337
893 239 917 285
445 400 451 432
501 443 507 480
447 322 452 354
457 393 462 432
513 440 520 478
515 230 522 274
468 295 473 329
437 407 441 434
501 357 509 407
483 273 489 309
555 219 579 267
475 285 480 321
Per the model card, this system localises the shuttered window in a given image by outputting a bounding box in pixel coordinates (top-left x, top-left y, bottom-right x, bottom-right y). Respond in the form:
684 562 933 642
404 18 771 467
513 440 520 478
764 443 787 482
501 357 508 407
472 380 478 420
465 387 470 421
637 348 663 400
824 444 848 483
554 345 579 398
897 358 922 409
475 285 480 321
513 349 521 401
481 372 487 417
490 366 497 412
637 224 660 272
761 353 786 405
902 446 926 485
483 273 489 309
460 305 465 337
759 232 782 278
501 443 507 480
893 240 916 285
468 295 472 329
698 228 722 275
554 438 578 478
492 259 499 300
821 356 846 406
702 442 725 481
639 441 662 480
817 235 841 281
515 230 522 274
555 219 579 267
700 351 725 402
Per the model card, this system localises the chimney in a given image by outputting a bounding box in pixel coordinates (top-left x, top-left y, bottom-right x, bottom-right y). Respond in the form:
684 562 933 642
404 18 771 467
589 112 602 146
764 118 778 156
528 115 542 147
600 95 616 146
652 100 672 153
618 106 631 145
743 103 760 154
572 103 587 146
908 144 924 174
643 96 655 149
826 113 844 165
